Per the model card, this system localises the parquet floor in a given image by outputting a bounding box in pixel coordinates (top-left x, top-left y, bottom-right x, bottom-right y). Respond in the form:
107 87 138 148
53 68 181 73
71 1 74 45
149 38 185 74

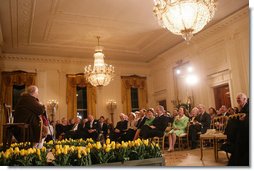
163 147 228 166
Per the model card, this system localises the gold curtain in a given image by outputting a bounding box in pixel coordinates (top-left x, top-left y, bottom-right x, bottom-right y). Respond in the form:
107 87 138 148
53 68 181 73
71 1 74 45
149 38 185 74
0 71 36 143
66 74 96 119
121 75 148 114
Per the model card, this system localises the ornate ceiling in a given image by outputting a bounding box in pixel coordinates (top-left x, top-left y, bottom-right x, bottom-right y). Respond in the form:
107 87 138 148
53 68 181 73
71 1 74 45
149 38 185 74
0 0 249 63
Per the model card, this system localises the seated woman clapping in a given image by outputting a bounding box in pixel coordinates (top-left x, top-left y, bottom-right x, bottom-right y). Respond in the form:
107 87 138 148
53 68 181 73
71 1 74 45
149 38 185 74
168 106 189 152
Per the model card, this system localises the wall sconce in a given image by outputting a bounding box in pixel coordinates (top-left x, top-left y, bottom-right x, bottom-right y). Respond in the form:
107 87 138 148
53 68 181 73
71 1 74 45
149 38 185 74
47 100 58 122
106 100 117 126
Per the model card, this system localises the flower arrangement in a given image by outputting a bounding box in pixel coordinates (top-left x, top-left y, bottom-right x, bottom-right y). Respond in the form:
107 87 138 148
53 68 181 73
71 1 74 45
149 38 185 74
0 146 47 166
43 138 94 149
90 138 162 164
52 145 91 166
0 138 161 166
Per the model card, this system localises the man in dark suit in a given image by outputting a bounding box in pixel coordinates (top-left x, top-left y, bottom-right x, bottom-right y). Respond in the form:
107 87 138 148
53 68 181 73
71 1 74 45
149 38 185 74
139 105 168 139
133 109 147 140
189 104 211 149
109 113 128 142
98 116 109 140
227 93 249 166
13 85 45 146
76 118 88 139
136 109 147 129
84 114 100 140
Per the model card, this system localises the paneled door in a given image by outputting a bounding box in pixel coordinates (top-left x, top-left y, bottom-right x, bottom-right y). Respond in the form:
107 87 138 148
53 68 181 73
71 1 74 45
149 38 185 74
213 84 231 109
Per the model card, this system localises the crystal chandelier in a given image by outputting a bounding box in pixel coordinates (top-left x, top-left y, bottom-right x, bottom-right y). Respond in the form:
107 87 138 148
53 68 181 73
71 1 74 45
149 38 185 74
153 0 216 41
84 36 115 87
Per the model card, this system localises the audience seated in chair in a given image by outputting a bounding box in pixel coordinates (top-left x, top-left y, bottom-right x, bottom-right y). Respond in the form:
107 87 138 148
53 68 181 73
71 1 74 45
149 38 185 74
133 109 147 140
64 117 81 139
105 118 114 136
121 112 138 141
217 105 230 117
189 104 211 149
139 105 168 139
55 117 69 139
134 108 154 140
84 114 100 141
98 116 109 140
208 107 217 121
75 118 88 139
109 113 128 142
226 93 249 166
168 106 189 152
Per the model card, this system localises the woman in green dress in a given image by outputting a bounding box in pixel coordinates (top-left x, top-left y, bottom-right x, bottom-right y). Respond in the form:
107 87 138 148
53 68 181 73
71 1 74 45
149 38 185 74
168 106 189 152
133 108 155 140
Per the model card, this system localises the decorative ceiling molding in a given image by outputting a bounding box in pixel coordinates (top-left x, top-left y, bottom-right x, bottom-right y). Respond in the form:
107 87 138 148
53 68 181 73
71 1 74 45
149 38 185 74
18 0 33 45
0 53 148 66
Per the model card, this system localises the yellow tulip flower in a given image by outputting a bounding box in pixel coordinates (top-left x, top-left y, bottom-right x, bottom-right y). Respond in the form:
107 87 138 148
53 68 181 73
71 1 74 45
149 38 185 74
86 147 90 153
20 149 25 156
63 148 68 155
41 147 46 152
106 138 110 145
37 149 41 156
105 147 111 153
96 142 102 150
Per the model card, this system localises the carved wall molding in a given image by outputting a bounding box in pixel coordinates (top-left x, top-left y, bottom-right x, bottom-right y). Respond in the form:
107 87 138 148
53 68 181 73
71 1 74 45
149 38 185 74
0 54 84 64
0 54 148 67
192 6 249 42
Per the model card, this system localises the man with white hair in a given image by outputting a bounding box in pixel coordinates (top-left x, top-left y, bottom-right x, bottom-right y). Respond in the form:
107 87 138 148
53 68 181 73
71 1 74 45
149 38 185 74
226 92 249 166
13 85 45 147
236 92 249 115
189 104 211 149
109 113 128 142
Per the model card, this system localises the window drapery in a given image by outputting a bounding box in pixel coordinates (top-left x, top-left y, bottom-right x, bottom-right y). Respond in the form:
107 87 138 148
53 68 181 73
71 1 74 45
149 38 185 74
66 74 96 120
121 75 148 114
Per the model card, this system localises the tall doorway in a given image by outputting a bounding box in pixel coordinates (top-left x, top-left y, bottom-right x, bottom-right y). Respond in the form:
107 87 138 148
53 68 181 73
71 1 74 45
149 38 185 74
213 84 231 110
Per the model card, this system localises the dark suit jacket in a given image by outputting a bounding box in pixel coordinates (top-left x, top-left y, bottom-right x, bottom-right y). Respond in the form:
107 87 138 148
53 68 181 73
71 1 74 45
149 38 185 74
115 120 128 132
85 120 100 133
196 112 211 133
230 101 249 166
13 94 45 142
98 122 108 135
136 117 147 129
151 114 168 132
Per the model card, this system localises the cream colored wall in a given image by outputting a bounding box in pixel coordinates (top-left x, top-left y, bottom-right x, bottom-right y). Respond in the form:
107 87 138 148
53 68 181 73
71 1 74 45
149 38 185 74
0 55 149 125
148 9 249 111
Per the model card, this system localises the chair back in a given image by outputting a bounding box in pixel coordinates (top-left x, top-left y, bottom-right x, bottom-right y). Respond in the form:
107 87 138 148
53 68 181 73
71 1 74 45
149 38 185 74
3 103 12 123
212 116 228 133
228 113 245 120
